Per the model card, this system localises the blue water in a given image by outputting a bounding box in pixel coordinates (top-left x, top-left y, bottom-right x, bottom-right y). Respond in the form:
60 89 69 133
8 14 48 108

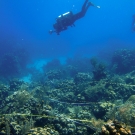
0 0 135 68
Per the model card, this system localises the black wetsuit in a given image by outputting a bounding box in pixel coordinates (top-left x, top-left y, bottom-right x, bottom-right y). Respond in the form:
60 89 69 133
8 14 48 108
73 0 90 22
53 0 91 34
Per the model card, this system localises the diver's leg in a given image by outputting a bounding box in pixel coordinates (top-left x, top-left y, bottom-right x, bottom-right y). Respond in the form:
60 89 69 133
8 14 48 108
82 0 89 11
83 3 91 14
75 2 91 20
72 12 82 22
82 2 97 16
73 0 90 22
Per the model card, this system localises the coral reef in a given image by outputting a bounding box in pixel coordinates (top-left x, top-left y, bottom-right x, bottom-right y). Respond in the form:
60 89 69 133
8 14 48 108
90 58 107 81
100 120 131 135
43 59 62 72
66 57 92 73
46 69 66 80
111 49 135 74
9 78 23 91
0 47 29 79
0 50 135 134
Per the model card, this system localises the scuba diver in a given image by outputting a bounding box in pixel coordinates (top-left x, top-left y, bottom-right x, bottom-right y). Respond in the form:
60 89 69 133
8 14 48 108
132 14 135 32
49 0 100 35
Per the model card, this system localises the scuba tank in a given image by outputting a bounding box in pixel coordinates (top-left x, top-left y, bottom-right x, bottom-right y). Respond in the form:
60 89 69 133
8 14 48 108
56 11 73 22
53 11 74 35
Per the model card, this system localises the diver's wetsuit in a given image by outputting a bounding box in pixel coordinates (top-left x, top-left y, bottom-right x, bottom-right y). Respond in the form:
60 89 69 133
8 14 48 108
50 0 93 35
73 0 91 22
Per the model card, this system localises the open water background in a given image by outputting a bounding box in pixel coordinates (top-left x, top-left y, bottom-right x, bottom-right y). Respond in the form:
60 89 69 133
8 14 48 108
0 0 135 66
